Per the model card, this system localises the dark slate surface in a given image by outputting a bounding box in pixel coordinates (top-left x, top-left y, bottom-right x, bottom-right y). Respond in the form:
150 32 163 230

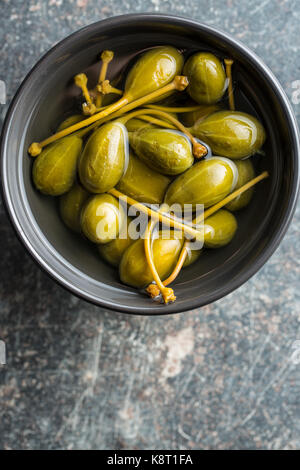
0 0 300 450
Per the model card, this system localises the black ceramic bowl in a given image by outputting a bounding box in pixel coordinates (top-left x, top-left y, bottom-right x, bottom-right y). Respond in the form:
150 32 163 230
1 14 299 314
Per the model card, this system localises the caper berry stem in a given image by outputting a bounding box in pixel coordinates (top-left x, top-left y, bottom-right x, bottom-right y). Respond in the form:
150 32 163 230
224 59 235 111
145 104 213 113
74 73 93 105
144 217 176 304
195 171 269 223
117 108 207 158
74 73 97 116
145 214 191 299
97 80 123 96
98 50 114 84
161 242 190 286
108 188 202 240
145 109 207 158
74 121 100 138
28 76 189 156
158 171 269 287
95 50 114 108
134 115 176 129
116 108 174 126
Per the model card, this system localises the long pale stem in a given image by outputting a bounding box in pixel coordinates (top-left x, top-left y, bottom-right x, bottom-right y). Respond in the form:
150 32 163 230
28 76 188 156
100 76 188 121
135 115 176 129
73 122 100 138
162 243 189 286
149 171 269 290
118 108 207 157
194 171 269 223
146 239 190 299
74 73 97 116
224 59 235 111
144 218 176 304
95 50 114 108
59 109 175 143
108 188 202 240
145 104 211 113
74 74 93 104
144 109 207 158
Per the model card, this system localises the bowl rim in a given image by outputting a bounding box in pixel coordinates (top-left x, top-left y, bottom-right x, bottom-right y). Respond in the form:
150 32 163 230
1 13 300 315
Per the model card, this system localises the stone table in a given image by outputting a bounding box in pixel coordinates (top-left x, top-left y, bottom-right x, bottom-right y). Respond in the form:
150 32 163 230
0 0 299 450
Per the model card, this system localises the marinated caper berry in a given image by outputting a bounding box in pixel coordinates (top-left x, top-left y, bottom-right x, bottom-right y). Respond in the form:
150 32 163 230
183 247 202 267
226 159 255 211
180 104 221 127
32 135 82 196
98 217 134 266
183 52 226 104
129 128 194 175
204 209 238 248
57 114 85 132
125 118 155 133
59 183 89 232
119 231 183 288
116 150 171 204
79 121 127 193
190 111 266 159
125 46 184 102
164 157 238 209
80 194 124 244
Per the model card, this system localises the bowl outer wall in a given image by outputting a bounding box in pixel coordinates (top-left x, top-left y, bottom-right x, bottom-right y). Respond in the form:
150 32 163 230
1 14 299 315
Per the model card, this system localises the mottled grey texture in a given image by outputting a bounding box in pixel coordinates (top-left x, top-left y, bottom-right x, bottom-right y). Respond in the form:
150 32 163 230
0 0 300 451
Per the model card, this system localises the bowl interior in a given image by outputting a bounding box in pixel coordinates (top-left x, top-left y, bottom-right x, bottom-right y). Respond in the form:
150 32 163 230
2 16 299 314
